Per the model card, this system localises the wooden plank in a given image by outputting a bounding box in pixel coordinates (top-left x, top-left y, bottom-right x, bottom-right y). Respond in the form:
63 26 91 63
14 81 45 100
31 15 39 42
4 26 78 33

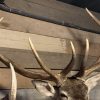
4 0 100 33
0 28 100 70
0 48 99 70
0 28 67 53
0 28 100 55
0 10 100 41
5 0 78 12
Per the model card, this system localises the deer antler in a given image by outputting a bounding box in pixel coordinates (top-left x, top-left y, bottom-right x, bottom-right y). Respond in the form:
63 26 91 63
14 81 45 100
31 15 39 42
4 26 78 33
2 62 17 100
83 38 89 66
84 61 100 77
71 38 89 78
0 38 76 86
60 41 77 79
0 54 52 80
29 37 62 85
86 8 100 26
0 17 4 22
0 17 17 100
9 63 17 100
29 38 77 83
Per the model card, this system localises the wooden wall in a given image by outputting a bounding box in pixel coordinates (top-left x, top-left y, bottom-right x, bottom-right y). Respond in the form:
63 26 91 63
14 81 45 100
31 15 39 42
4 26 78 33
0 10 100 90
4 0 100 33
0 0 99 99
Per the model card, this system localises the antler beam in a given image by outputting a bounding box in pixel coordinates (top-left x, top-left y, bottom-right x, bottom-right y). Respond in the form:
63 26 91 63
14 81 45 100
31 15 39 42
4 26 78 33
29 38 63 85
60 41 76 79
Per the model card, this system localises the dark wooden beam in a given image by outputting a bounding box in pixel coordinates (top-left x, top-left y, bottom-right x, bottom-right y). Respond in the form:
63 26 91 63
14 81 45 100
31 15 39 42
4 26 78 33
0 0 99 33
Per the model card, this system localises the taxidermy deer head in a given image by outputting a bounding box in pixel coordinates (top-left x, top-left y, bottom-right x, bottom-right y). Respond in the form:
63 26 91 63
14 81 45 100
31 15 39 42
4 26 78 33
0 9 100 100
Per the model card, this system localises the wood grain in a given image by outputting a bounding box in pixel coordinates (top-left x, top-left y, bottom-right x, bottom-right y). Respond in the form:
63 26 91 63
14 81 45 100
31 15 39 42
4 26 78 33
0 10 100 40
4 0 100 33
0 28 100 54
0 28 100 69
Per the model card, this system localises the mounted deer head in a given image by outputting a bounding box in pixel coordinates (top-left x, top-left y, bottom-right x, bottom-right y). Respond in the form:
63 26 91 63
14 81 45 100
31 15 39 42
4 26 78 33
0 37 100 100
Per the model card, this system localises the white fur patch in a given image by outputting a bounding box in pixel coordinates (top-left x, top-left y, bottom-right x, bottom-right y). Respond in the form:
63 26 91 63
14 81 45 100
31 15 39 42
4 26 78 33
85 73 100 92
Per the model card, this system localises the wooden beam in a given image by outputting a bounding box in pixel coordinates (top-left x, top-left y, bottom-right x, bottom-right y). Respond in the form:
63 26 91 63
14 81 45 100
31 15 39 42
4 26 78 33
0 48 99 70
0 28 100 55
0 10 100 41
0 28 99 70
4 0 100 33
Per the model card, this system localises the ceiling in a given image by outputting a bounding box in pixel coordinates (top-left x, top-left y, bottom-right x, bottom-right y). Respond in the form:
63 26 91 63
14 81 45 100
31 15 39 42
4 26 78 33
58 0 100 13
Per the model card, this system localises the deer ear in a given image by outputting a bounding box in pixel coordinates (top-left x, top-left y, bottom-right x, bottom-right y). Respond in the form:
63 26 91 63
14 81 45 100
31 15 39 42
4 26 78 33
32 80 55 97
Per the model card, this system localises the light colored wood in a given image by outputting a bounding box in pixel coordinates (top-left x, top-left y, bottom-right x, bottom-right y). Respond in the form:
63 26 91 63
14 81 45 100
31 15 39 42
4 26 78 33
0 28 100 69
0 28 100 56
0 28 67 53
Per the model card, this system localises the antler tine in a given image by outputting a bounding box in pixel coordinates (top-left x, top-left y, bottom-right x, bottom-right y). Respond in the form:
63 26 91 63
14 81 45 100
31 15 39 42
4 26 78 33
9 63 17 100
83 38 89 66
60 41 77 79
72 38 89 78
86 8 100 26
84 42 100 77
29 38 61 85
86 14 100 81
0 17 4 22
